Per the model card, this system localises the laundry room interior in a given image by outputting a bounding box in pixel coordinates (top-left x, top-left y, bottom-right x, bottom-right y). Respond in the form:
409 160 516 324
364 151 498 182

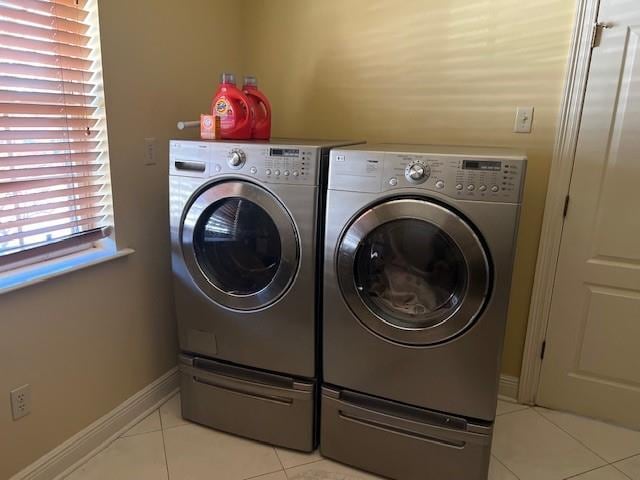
1 0 639 480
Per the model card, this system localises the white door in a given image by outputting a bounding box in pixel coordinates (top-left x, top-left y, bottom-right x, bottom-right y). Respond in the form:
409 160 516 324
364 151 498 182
537 0 640 428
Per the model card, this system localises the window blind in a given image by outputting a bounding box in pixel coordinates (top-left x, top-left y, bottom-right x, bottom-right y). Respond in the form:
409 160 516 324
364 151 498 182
0 0 112 269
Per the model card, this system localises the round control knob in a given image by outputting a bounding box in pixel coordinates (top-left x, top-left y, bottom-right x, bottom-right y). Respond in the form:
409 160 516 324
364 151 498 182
467 184 475 191
456 184 464 191
405 160 430 184
228 149 246 169
409 165 425 180
250 167 257 174
491 185 500 192
274 169 281 176
284 170 290 176
479 185 487 192
389 178 398 186
435 180 445 189
265 168 272 176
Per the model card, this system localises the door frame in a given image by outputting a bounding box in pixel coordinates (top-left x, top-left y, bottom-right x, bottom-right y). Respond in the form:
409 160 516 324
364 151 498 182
518 0 601 404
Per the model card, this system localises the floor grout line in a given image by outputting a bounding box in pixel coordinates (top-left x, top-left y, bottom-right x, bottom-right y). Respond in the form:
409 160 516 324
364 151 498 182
285 457 325 469
243 467 287 480
611 462 635 480
121 427 164 438
162 422 193 433
273 447 285 470
273 447 290 479
496 404 531 417
608 452 640 465
530 407 611 468
157 407 171 480
492 454 521 479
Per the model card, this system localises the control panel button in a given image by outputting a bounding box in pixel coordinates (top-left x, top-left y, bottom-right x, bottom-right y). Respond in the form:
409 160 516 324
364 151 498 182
250 167 257 174
265 168 272 176
293 171 299 177
435 180 445 189
479 185 487 192
491 185 500 192
456 184 464 191
214 164 222 172
467 184 475 191
389 178 398 186
274 169 281 176
283 170 290 176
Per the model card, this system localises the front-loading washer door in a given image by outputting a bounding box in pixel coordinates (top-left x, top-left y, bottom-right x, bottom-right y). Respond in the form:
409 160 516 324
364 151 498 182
337 198 490 345
181 180 299 311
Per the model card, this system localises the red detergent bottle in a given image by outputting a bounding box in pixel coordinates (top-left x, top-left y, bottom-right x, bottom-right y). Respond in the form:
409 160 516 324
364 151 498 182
242 75 272 140
211 73 252 140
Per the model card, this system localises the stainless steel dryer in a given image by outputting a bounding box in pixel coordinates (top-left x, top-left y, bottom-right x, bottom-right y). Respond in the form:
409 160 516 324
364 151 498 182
170 138 360 451
321 144 526 479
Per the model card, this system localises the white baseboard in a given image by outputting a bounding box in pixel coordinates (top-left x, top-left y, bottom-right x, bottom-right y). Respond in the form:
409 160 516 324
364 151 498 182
498 374 520 401
11 367 180 480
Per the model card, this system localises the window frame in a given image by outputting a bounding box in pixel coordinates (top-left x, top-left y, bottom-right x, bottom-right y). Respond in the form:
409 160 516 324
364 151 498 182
0 0 119 280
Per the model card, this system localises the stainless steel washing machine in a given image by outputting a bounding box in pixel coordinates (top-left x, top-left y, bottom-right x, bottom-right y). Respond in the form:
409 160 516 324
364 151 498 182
169 138 361 451
321 144 526 479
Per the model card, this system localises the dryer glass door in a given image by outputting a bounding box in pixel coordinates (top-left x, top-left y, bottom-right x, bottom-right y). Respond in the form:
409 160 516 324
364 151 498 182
338 198 490 345
182 181 299 311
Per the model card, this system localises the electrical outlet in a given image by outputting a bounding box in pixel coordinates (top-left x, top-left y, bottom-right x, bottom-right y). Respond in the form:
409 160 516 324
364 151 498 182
144 137 157 166
10 384 31 420
514 106 534 133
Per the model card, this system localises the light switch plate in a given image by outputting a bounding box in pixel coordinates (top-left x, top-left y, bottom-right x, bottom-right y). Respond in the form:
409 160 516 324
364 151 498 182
514 106 534 133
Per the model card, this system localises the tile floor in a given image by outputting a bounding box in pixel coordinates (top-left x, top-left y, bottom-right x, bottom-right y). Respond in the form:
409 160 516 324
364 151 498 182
63 393 640 480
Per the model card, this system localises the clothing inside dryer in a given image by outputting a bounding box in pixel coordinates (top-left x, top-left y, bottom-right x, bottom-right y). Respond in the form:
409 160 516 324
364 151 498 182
354 218 468 329
193 197 282 295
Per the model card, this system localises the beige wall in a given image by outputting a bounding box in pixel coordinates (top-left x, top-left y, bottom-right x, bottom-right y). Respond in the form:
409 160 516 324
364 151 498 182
1 1 577 475
241 0 576 376
0 1 243 477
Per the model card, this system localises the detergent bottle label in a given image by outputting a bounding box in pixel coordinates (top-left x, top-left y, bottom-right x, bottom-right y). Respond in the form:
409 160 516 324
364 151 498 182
214 96 235 130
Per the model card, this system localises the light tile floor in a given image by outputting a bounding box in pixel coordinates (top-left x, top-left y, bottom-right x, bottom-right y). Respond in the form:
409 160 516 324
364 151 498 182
63 393 640 480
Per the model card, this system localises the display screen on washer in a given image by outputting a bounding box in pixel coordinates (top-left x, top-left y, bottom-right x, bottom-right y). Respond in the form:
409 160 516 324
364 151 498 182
270 148 299 157
462 160 501 171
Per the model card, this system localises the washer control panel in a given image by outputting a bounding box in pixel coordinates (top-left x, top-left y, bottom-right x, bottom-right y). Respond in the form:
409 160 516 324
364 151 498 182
329 148 526 203
170 141 320 186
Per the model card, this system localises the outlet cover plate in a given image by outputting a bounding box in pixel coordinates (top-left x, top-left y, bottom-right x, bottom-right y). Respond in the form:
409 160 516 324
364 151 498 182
10 384 31 420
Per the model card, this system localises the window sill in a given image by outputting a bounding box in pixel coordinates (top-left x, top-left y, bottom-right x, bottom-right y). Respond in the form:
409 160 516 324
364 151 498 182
0 246 135 296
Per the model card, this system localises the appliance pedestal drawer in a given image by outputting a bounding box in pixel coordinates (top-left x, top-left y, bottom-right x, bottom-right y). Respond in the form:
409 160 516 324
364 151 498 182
179 354 316 452
320 386 492 480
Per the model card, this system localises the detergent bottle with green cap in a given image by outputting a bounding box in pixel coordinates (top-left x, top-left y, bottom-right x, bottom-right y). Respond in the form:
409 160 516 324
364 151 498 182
242 75 272 140
211 73 252 140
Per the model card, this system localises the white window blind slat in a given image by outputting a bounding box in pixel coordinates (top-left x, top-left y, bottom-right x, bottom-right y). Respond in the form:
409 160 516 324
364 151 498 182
0 0 89 21
0 117 98 128
0 184 101 206
0 151 99 166
0 0 112 267
0 5 89 34
0 129 98 140
0 19 90 46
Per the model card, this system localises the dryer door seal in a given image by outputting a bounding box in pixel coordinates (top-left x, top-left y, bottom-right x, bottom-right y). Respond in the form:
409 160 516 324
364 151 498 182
337 198 490 345
181 181 299 311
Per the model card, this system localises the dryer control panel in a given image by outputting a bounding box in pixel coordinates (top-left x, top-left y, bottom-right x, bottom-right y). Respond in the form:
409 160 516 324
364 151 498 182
169 141 321 186
328 146 527 203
